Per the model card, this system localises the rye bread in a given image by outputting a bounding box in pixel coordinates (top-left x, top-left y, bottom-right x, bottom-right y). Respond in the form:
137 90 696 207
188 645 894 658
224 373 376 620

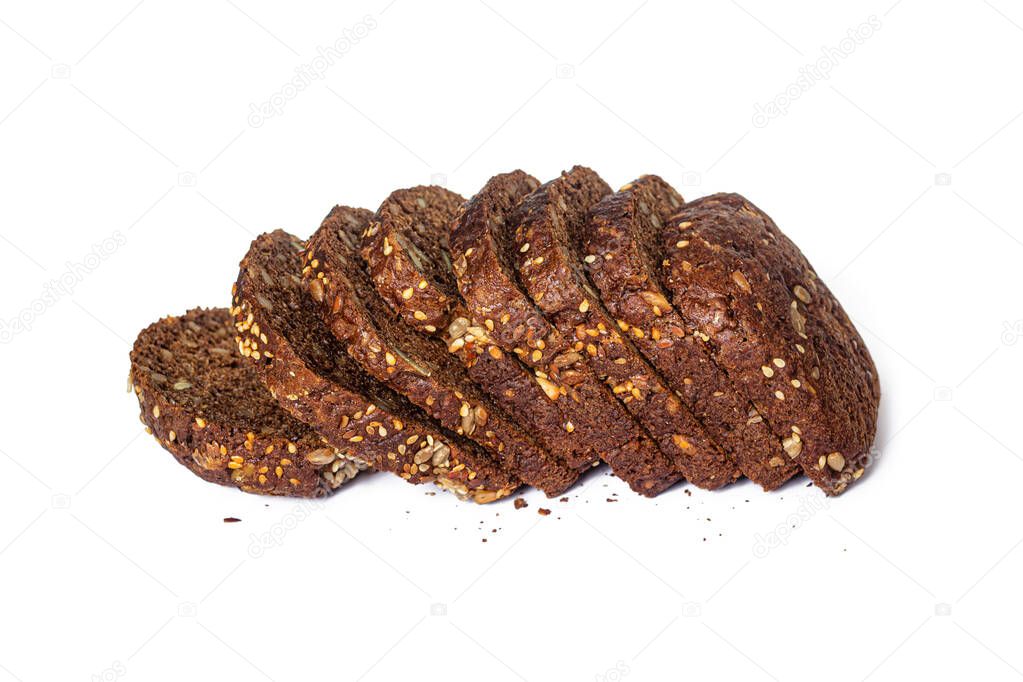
129 307 364 497
661 194 880 494
360 186 464 335
358 187 591 479
508 167 738 490
451 171 678 495
234 229 518 503
305 206 576 496
581 176 799 490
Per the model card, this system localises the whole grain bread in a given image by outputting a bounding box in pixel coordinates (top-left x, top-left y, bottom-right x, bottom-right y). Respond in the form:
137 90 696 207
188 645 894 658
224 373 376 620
129 307 365 497
451 171 679 495
233 228 518 503
305 206 576 496
661 194 880 494
581 176 799 490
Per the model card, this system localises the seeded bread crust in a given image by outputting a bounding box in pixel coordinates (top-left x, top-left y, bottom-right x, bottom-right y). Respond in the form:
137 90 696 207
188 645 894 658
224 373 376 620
360 186 464 335
662 194 880 494
234 229 517 503
305 206 574 496
509 167 736 490
582 176 799 490
129 308 362 497
451 171 676 495
358 187 590 479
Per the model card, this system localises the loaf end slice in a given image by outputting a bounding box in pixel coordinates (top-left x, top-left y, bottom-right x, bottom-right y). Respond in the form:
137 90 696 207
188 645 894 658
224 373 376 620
129 307 365 497
662 194 880 494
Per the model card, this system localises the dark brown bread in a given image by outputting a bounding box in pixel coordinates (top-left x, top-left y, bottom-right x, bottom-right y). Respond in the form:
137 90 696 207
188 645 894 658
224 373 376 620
234 228 518 503
360 186 464 335
358 187 591 479
508 167 737 490
451 171 678 495
662 194 880 494
581 176 799 490
129 308 364 497
305 206 576 496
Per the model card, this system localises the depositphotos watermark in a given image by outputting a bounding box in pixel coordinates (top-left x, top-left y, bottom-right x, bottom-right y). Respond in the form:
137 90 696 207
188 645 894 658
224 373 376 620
247 498 325 558
0 231 127 344
247 15 378 127
752 15 882 128
752 494 830 558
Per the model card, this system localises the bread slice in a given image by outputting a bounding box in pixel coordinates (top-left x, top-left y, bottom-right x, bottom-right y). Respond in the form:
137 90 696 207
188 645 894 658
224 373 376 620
451 170 679 496
507 167 738 490
129 307 365 497
361 186 464 336
581 176 799 490
360 188 588 478
661 194 880 494
304 206 577 496
233 229 518 503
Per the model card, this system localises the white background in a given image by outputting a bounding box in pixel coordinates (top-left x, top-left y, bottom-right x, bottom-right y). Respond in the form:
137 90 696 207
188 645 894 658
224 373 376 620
1 1 1021 680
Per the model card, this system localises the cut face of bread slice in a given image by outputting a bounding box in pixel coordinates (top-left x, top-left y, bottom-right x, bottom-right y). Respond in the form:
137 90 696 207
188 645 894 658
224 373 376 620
451 171 679 496
129 307 365 497
661 194 880 494
359 188 591 481
305 206 576 496
508 167 738 491
361 186 464 336
581 176 799 490
234 229 518 503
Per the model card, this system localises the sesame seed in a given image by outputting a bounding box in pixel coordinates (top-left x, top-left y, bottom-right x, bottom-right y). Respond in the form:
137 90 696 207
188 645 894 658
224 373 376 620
773 358 785 368
762 365 774 378
774 390 785 400
519 243 530 253
578 299 590 313
413 310 427 321
402 287 414 300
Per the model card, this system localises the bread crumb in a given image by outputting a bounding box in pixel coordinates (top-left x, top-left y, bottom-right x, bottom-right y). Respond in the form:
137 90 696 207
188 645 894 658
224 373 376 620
538 508 551 516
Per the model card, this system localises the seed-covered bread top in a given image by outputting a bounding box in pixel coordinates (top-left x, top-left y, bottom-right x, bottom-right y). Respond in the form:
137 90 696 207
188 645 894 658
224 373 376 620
361 186 465 335
582 176 799 491
662 194 880 494
129 307 360 497
234 228 518 503
305 205 575 496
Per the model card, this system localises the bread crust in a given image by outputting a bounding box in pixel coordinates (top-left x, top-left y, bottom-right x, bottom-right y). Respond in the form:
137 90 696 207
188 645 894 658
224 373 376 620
582 176 799 490
130 307 362 497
